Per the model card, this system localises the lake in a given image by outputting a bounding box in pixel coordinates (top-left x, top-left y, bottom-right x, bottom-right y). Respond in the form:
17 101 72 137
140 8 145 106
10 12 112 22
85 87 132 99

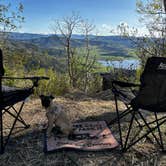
98 59 140 69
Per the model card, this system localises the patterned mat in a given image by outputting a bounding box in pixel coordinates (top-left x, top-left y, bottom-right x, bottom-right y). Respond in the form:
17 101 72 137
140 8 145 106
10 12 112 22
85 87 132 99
43 121 119 153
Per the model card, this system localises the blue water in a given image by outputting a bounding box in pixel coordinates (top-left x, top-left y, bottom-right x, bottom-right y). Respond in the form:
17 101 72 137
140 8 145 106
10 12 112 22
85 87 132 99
98 59 140 69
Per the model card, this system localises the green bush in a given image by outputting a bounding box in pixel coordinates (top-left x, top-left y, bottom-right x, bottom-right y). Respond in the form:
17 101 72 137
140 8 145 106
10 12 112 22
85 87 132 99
31 68 70 96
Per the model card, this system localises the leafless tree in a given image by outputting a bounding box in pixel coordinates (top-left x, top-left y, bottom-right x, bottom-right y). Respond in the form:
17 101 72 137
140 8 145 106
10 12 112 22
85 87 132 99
52 12 82 87
52 12 97 90
80 19 96 92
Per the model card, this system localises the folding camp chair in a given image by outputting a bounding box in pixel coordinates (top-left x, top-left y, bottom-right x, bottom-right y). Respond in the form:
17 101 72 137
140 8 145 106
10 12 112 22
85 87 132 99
0 49 49 154
110 57 166 152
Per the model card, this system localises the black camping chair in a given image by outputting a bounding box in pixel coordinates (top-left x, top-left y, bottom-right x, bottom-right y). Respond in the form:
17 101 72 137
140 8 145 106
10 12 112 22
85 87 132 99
0 49 49 154
110 57 166 152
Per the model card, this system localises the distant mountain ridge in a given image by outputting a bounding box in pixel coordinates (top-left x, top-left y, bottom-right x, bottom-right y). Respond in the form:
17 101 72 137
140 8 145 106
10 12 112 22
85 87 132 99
7 32 51 40
6 32 136 58
7 32 95 40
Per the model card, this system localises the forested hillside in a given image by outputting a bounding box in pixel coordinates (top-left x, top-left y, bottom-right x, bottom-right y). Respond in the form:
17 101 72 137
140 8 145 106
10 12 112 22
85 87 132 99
3 39 66 73
7 32 136 59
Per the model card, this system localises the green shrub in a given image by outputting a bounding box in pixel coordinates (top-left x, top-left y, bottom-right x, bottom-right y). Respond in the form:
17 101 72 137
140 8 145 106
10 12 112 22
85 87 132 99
31 68 70 96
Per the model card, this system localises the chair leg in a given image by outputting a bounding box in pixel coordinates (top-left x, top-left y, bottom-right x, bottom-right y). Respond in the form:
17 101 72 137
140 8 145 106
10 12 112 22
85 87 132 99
124 115 166 152
4 106 30 128
4 102 26 149
0 101 31 154
140 116 166 128
108 107 132 125
0 109 4 154
138 111 162 146
123 109 136 152
154 112 164 150
114 93 123 149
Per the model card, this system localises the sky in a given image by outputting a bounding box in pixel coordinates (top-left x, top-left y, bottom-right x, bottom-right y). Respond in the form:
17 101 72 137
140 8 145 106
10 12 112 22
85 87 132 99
6 0 148 35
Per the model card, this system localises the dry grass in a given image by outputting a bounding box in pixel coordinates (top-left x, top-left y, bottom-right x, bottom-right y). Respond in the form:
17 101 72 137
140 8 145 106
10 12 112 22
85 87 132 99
0 91 166 166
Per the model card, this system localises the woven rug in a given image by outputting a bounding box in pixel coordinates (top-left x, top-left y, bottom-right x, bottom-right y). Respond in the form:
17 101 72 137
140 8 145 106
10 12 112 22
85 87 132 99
43 121 119 153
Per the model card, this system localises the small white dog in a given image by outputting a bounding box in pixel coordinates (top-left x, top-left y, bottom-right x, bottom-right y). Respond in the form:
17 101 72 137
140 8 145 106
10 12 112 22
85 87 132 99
40 95 73 137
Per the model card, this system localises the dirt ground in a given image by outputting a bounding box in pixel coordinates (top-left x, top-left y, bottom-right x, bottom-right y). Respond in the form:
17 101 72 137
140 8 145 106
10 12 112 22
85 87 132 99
0 91 166 166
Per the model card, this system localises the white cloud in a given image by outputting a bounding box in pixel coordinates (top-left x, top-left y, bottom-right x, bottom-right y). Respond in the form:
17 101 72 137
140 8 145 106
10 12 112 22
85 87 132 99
97 24 114 36
97 22 151 37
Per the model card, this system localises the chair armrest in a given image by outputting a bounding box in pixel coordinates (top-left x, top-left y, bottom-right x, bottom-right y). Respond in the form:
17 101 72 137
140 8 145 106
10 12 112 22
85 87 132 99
1 76 49 87
112 80 140 88
2 76 49 80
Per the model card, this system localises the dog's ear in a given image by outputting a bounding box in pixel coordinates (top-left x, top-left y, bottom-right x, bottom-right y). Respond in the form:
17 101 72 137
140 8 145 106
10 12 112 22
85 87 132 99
50 95 55 99
39 95 44 99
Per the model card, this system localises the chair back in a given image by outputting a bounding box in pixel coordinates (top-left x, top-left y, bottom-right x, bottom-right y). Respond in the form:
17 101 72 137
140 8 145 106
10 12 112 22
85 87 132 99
132 57 166 111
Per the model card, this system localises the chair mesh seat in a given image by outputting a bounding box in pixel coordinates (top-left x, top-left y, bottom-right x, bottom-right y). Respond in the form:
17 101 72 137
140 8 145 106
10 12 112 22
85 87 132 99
114 87 136 105
131 100 166 112
1 85 33 109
